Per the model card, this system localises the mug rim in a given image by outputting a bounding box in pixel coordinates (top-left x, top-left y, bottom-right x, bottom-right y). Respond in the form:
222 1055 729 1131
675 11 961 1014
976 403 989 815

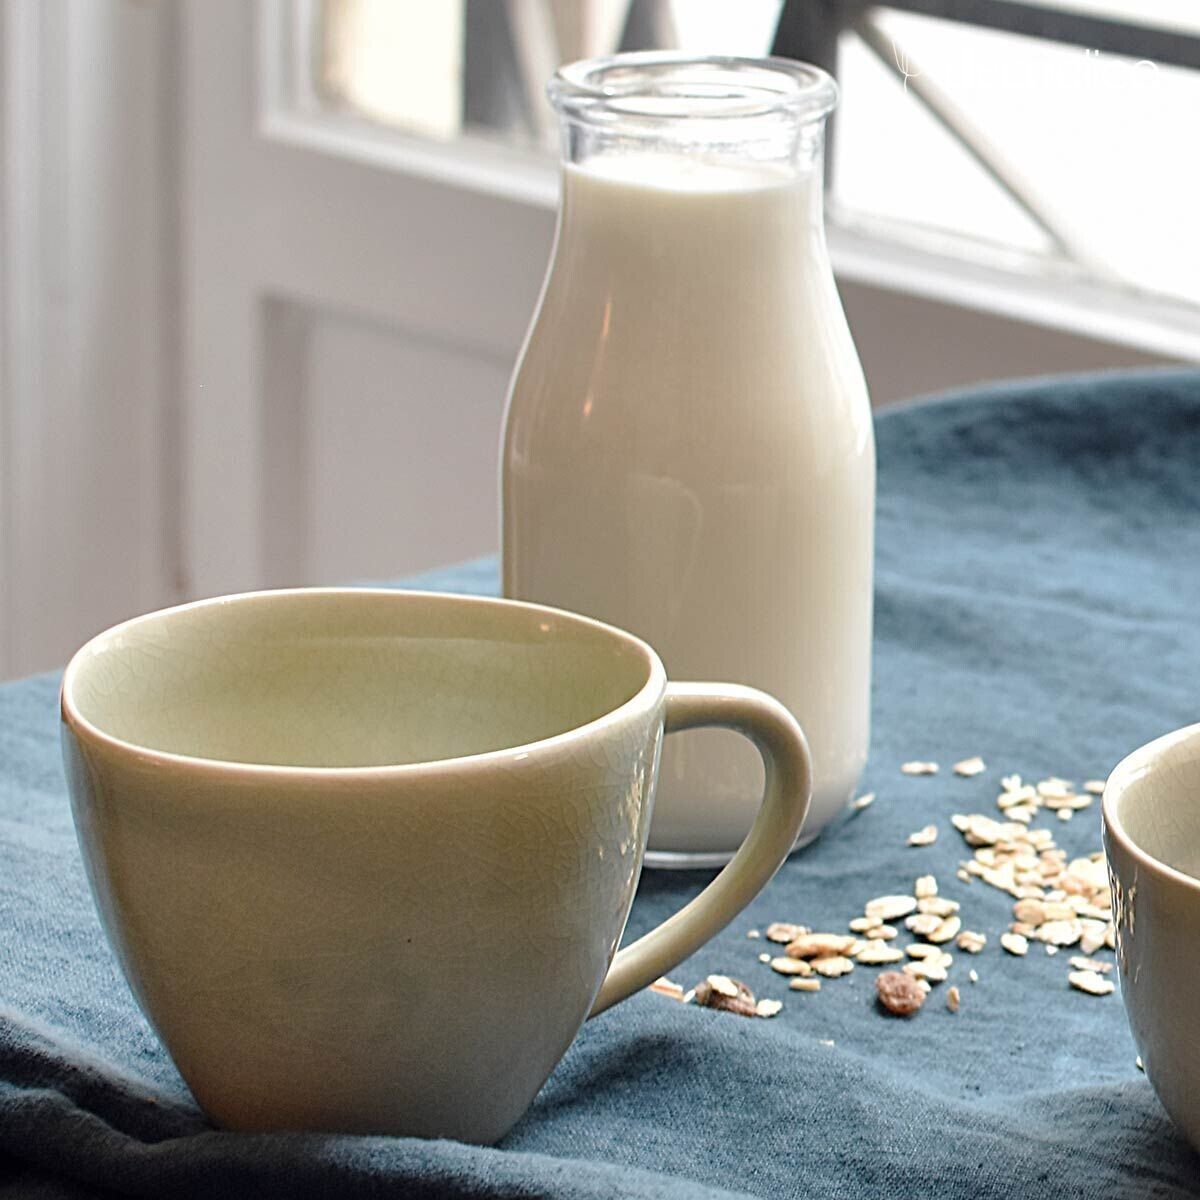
61 587 668 781
1103 720 1200 893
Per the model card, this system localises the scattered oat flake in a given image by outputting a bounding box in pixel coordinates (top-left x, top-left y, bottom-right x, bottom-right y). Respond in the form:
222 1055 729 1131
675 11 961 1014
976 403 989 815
1085 780 1106 795
650 977 685 1001
1069 955 1112 973
908 824 939 847
903 958 949 984
786 933 858 959
747 929 761 939
956 930 987 954
790 977 821 992
1001 932 1029 956
865 924 898 940
906 912 942 937
756 998 783 1018
902 761 939 776
1045 945 1058 956
770 956 812 977
954 757 986 777
1057 808 1074 822
968 969 979 983
866 894 919 922
812 955 855 978
693 976 757 1017
853 791 877 810
915 874 938 899
765 922 806 944
946 985 961 1013
856 941 905 965
1038 919 1083 947
906 944 942 960
918 896 959 917
758 952 772 963
1069 969 1115 996
1038 778 1074 799
818 1039 836 1047
928 916 962 945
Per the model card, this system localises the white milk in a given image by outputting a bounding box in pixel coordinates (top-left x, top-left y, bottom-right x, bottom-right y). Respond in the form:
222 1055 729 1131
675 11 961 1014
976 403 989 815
502 154 874 861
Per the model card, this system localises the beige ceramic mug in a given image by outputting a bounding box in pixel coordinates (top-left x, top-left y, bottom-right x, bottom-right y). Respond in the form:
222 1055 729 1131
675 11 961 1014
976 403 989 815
1103 722 1200 1151
60 588 811 1144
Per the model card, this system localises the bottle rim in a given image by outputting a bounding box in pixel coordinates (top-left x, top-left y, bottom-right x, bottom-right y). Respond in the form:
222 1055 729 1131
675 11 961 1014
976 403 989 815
548 52 838 127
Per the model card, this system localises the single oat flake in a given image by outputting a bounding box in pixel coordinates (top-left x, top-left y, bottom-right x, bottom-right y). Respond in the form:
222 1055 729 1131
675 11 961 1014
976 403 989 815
1069 969 1115 996
915 874 938 898
907 824 939 847
853 791 877 811
954 757 986 777
786 932 859 959
866 894 919 922
650 977 685 1001
856 941 905 965
789 977 821 992
1084 780 1106 795
756 998 784 1018
946 985 961 1013
956 930 987 954
902 761 939 776
1001 932 1029 956
812 955 855 978
928 916 962 945
770 955 812 977
1069 955 1112 974
765 922 807 944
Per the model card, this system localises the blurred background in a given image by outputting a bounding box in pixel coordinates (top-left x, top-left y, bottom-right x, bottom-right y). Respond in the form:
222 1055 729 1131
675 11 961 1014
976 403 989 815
0 0 1196 679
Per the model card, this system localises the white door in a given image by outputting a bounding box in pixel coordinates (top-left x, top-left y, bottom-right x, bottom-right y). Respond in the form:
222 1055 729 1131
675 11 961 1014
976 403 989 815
182 0 562 600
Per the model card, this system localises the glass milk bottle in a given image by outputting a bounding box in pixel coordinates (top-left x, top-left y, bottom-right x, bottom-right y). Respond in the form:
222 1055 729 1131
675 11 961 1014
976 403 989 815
502 54 874 866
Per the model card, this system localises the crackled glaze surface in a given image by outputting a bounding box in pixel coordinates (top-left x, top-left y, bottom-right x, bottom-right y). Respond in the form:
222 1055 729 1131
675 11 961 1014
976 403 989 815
63 590 663 1142
60 589 811 1143
1104 724 1200 1152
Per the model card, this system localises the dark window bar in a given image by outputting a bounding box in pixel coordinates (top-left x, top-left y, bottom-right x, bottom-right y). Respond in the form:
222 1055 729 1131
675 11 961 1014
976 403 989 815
773 0 1200 72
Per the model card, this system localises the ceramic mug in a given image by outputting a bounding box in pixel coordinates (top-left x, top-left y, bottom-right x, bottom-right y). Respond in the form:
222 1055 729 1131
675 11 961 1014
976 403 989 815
60 588 811 1143
1103 722 1200 1151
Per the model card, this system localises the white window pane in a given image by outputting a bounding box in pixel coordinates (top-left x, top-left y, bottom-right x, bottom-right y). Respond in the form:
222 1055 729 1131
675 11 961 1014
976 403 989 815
833 8 1200 305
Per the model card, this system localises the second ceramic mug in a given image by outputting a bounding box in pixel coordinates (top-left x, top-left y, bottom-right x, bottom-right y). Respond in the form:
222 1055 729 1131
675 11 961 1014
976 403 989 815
60 589 811 1144
1104 723 1200 1152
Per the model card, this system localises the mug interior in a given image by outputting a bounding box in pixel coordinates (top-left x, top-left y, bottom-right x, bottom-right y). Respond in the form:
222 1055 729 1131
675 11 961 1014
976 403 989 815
1108 726 1200 881
63 590 655 769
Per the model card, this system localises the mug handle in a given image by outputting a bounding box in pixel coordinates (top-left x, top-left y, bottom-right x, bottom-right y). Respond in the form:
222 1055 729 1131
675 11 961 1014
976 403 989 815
589 681 813 1018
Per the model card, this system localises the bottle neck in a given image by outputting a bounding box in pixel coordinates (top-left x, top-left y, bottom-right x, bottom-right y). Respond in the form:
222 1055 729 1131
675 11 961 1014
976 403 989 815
549 53 835 192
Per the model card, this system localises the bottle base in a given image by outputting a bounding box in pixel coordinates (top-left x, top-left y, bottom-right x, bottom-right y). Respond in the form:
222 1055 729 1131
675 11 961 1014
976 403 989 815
643 824 823 871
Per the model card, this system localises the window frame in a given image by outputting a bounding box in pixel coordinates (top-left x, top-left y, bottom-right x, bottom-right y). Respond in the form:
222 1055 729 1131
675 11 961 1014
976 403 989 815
259 0 1200 363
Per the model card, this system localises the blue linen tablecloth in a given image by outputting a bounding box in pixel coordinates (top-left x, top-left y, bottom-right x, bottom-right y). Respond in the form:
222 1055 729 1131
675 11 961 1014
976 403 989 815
3 368 1200 1198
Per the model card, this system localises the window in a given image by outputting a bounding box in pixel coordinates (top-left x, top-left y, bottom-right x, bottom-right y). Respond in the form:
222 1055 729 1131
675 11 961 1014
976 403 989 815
304 0 1200 310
